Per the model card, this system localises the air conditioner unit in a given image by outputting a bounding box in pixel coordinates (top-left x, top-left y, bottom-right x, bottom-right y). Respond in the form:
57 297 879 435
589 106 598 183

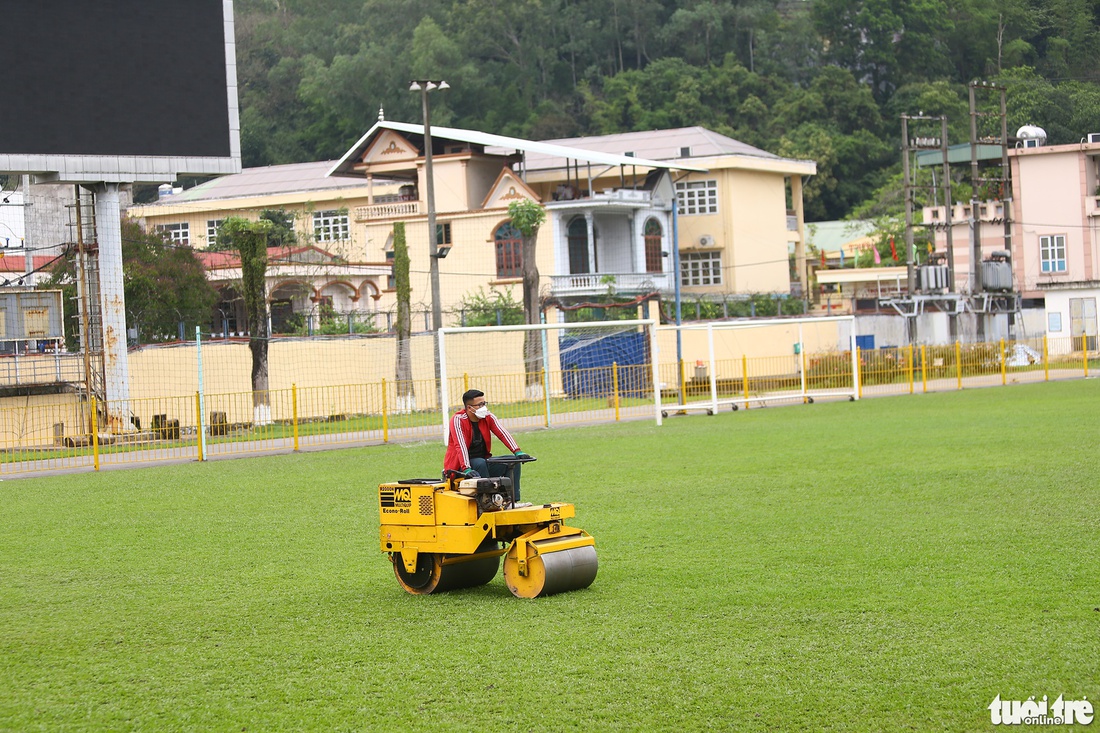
1023 139 1041 148
1088 133 1100 144
698 234 716 247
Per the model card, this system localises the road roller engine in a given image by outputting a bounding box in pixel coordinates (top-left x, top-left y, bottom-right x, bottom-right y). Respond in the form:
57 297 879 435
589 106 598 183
379 456 598 598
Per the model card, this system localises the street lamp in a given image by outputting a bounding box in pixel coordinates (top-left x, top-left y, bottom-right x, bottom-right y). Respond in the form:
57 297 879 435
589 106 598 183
409 79 450 332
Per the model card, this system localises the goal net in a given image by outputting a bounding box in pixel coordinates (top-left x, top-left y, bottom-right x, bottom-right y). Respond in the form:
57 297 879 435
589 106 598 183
438 319 661 435
656 316 858 414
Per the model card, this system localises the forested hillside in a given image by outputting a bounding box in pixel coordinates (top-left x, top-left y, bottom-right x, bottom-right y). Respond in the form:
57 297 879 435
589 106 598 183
235 0 1100 220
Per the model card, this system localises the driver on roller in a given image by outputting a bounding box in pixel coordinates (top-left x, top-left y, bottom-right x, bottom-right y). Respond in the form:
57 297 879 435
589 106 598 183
444 388 531 501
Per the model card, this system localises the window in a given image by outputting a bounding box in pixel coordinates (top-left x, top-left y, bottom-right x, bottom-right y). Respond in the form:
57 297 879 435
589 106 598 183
155 222 190 246
436 222 452 246
494 222 523 279
385 249 395 289
675 180 718 215
313 209 349 242
1040 234 1067 273
206 219 224 247
681 251 723 286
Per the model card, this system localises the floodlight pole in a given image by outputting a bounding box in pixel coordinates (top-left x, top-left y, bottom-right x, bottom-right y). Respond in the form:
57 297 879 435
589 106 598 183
410 80 449 333
411 79 449 418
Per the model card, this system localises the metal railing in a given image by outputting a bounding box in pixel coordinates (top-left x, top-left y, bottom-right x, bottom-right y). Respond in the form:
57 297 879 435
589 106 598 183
0 334 1093 476
0 352 86 387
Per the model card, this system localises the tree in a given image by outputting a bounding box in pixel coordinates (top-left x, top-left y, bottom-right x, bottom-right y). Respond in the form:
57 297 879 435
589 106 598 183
458 287 524 327
392 222 415 413
220 217 275 426
507 199 547 399
43 219 217 349
212 209 296 251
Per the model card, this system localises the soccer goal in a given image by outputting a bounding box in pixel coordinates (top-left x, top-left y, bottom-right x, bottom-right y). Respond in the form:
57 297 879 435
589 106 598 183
656 315 859 415
438 319 662 436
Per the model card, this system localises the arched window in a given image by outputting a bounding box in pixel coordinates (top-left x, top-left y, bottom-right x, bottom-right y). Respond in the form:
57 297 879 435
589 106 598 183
495 222 523 279
644 218 663 273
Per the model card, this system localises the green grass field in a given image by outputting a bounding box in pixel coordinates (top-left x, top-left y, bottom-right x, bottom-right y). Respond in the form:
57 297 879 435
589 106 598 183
1 380 1098 731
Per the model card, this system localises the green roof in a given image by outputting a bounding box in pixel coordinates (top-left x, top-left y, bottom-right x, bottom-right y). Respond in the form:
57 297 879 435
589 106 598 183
804 220 877 252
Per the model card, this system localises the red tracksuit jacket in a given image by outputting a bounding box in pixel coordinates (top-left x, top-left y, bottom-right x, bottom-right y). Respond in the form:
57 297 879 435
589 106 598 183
443 410 519 472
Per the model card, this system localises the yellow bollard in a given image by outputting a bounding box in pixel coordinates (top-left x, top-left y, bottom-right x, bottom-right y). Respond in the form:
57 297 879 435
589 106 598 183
381 378 389 443
955 341 962 390
464 372 469 393
292 384 300 452
1043 335 1049 381
612 362 620 421
1084 334 1090 377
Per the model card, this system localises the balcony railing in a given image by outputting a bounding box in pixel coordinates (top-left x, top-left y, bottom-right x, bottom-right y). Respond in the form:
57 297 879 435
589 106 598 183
0 352 85 387
354 201 420 221
550 272 671 297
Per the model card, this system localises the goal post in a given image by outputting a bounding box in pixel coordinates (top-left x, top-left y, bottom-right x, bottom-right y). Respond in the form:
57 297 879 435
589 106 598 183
656 315 859 414
438 319 662 440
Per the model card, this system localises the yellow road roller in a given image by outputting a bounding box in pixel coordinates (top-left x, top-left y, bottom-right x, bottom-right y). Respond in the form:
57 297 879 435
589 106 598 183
379 457 597 598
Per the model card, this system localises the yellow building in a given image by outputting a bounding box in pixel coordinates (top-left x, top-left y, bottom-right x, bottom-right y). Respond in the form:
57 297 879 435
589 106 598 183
514 126 816 299
128 123 816 329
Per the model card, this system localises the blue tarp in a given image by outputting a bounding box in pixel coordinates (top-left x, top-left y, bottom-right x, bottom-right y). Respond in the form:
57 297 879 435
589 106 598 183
559 331 651 398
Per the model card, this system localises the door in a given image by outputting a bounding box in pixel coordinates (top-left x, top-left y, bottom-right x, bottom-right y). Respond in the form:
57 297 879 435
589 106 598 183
567 217 590 274
1069 297 1098 351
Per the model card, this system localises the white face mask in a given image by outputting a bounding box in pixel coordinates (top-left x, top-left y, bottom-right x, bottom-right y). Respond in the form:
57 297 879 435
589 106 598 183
473 406 490 419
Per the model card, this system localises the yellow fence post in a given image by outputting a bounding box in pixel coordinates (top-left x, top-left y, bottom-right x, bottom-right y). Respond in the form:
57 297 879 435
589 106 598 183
90 396 100 471
195 392 204 462
381 378 389 443
955 341 963 390
742 354 749 409
612 362 620 421
463 372 469 393
292 384 299 452
801 349 809 404
1084 335 1090 377
920 345 928 393
999 339 1006 385
541 368 549 427
856 347 863 399
907 344 914 394
673 354 682 405
1043 335 1049 381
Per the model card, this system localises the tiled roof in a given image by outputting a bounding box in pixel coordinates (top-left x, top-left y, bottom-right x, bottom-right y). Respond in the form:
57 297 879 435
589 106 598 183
197 245 344 269
150 161 374 205
510 127 786 172
0 254 63 272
